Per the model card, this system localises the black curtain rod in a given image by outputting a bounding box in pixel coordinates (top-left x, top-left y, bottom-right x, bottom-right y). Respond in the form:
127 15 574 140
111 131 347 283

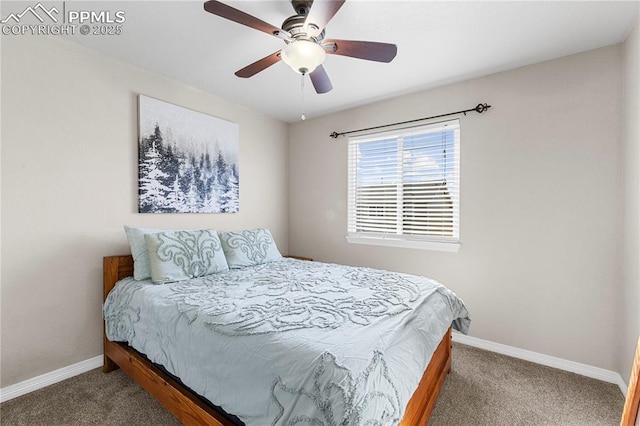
329 103 492 139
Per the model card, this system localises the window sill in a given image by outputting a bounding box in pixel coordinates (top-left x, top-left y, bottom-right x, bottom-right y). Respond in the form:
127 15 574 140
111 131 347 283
346 235 461 253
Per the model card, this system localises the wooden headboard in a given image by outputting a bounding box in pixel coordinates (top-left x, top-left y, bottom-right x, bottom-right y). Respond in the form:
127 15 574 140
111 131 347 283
103 255 134 301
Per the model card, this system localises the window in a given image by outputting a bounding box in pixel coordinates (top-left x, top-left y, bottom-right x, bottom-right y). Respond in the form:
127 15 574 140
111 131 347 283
347 119 460 252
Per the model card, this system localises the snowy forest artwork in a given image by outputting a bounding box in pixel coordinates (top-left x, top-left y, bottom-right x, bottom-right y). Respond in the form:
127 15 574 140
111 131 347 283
138 95 239 213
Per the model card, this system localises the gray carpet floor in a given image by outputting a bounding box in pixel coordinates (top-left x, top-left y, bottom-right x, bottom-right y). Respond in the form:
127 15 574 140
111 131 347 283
0 343 624 425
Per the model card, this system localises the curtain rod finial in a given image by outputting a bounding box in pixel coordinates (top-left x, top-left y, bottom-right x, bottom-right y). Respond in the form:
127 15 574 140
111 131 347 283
330 131 340 139
475 103 491 113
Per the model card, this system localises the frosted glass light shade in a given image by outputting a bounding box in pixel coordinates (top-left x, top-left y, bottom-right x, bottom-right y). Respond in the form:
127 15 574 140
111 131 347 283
280 40 326 75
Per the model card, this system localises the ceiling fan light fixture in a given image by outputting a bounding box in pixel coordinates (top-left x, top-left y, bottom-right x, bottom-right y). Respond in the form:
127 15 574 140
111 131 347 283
280 40 326 75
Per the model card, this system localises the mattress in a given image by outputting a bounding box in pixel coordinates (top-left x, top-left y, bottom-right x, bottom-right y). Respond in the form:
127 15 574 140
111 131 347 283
104 258 470 425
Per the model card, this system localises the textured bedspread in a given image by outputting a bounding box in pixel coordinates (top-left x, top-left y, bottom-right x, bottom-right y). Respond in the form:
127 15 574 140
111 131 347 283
104 258 470 425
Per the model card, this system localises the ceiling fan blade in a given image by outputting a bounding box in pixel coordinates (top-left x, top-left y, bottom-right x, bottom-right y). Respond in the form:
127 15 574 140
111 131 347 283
235 51 282 78
309 65 333 94
304 0 345 37
323 39 397 63
203 1 287 38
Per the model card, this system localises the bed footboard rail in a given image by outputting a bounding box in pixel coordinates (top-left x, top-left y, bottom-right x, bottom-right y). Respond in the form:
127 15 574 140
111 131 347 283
399 327 452 425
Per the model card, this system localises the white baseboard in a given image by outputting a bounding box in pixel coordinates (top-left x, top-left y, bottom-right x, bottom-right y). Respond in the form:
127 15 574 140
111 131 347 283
0 355 102 403
452 332 629 396
0 336 630 403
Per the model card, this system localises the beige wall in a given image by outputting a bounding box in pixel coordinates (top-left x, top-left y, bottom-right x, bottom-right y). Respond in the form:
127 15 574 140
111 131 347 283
621 19 640 382
289 45 623 371
0 36 289 387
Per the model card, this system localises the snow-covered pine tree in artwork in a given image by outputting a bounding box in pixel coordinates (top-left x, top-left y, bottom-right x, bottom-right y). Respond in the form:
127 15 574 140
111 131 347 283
226 163 240 212
139 125 171 213
138 95 240 213
214 152 240 213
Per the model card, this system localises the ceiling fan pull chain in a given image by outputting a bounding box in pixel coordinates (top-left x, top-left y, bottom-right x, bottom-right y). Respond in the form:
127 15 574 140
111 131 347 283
301 74 306 120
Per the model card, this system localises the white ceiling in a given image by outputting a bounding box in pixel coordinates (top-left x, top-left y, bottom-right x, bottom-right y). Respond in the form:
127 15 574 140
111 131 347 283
58 1 640 122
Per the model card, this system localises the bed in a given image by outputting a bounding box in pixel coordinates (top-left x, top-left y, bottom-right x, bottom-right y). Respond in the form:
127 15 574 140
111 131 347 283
103 251 469 425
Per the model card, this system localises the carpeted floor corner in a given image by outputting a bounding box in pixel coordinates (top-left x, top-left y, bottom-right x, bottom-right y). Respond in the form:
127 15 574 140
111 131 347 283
0 343 625 425
428 344 624 426
0 365 180 426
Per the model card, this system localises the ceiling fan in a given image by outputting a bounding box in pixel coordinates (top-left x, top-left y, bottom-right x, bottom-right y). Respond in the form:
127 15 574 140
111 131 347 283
203 0 398 94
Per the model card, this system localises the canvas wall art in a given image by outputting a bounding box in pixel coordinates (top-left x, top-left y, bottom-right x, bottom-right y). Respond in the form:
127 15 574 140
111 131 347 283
138 95 239 213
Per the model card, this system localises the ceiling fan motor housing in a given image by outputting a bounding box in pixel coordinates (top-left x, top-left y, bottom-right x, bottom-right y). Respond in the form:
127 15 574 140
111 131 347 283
281 15 324 43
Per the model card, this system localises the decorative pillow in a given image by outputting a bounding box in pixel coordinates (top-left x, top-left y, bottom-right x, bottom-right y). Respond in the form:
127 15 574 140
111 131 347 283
219 228 282 268
124 226 167 280
145 229 229 284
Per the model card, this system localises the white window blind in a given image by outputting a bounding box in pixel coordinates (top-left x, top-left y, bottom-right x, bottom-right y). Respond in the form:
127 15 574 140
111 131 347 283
347 119 460 249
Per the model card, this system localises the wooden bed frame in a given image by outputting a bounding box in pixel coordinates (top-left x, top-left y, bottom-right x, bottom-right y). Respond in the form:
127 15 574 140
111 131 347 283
103 255 452 425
